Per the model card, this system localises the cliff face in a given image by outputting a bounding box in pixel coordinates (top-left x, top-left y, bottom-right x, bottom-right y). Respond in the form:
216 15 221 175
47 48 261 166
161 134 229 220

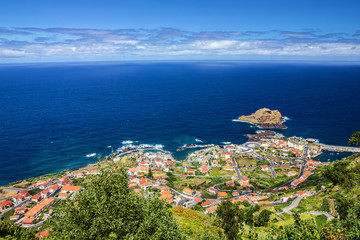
237 108 284 124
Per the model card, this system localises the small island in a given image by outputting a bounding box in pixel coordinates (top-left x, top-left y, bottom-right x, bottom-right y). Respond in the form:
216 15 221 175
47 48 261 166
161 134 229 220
235 107 287 129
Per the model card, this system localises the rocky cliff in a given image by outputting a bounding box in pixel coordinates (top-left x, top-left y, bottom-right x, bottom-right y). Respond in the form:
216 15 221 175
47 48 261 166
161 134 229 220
236 108 284 124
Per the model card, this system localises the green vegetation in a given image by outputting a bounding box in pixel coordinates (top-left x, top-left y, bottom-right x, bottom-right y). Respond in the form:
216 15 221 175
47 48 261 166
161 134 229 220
1 210 15 221
28 188 42 195
71 177 86 186
256 160 270 166
288 152 297 158
349 131 360 146
0 221 36 240
171 207 224 239
235 157 257 166
49 163 183 239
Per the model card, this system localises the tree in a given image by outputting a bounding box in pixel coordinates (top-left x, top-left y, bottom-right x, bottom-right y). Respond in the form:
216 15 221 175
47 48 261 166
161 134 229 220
349 131 360 146
254 210 272 227
215 200 241 240
49 163 183 239
147 168 153 179
0 220 36 240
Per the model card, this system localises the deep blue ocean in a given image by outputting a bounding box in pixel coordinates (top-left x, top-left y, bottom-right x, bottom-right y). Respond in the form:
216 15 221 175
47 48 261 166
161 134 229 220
1 61 360 186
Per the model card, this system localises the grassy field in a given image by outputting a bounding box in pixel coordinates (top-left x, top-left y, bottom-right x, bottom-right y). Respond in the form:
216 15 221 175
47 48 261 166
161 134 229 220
210 167 236 176
173 177 211 191
235 157 257 166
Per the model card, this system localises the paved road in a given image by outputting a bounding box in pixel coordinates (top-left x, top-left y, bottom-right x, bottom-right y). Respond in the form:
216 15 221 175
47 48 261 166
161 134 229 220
231 155 244 181
269 166 277 178
0 187 31 192
282 196 303 214
301 211 336 221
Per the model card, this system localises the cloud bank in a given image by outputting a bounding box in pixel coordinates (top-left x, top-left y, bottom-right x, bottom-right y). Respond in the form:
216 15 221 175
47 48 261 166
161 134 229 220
0 27 359 61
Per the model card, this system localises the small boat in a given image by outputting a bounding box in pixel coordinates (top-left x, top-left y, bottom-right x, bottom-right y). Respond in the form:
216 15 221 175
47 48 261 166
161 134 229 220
86 153 96 158
122 140 133 144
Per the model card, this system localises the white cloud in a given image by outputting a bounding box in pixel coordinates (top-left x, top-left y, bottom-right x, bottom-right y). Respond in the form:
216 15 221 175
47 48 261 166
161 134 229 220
0 27 359 60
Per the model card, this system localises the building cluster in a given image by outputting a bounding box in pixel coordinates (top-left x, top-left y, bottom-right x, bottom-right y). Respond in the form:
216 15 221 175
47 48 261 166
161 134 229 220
126 151 175 176
260 139 303 158
0 170 91 227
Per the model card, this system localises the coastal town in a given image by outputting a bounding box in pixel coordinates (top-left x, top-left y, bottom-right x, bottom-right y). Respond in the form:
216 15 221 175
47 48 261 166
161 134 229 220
2 108 360 238
2 130 359 237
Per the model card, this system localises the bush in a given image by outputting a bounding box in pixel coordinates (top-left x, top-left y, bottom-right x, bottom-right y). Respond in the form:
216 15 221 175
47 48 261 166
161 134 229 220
50 163 183 239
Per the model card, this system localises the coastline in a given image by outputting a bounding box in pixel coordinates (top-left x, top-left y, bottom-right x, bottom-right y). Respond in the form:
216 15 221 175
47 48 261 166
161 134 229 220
2 136 358 188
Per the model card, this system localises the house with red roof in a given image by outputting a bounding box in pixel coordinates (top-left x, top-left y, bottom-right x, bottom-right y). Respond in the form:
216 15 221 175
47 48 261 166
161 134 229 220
226 181 235 187
240 177 249 184
15 207 27 215
201 200 212 208
49 184 60 193
39 181 50 189
10 215 19 221
260 165 269 171
40 190 50 199
297 190 306 197
61 185 82 194
60 179 73 186
200 165 209 174
19 190 30 197
12 194 25 204
207 187 218 195
0 199 13 210
222 165 234 171
155 159 164 168
183 188 195 196
73 172 84 179
218 192 227 199
31 194 42 203
232 192 239 197
35 228 52 239
22 217 35 225
205 205 218 214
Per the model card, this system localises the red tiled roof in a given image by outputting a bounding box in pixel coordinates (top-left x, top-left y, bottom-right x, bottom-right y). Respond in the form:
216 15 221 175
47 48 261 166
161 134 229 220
32 194 41 200
206 205 218 214
13 194 25 199
0 199 12 208
218 192 227 197
201 200 212 207
20 190 29 196
35 228 52 239
49 184 59 190
61 185 81 192
22 218 35 225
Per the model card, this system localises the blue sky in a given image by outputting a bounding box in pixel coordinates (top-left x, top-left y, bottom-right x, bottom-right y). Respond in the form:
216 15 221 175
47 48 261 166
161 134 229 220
1 0 360 62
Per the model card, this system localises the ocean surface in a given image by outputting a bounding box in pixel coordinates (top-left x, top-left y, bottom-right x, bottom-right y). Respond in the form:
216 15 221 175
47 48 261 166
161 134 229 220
1 61 360 186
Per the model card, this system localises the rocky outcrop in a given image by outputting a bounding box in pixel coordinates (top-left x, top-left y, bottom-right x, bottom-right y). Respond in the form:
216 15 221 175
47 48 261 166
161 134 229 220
236 108 286 129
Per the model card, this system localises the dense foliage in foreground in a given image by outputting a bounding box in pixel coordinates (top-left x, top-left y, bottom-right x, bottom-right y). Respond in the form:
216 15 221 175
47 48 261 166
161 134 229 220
49 164 183 239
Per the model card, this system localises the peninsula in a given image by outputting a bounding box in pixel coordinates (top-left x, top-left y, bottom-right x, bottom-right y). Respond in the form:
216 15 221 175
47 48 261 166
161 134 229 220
235 108 287 129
